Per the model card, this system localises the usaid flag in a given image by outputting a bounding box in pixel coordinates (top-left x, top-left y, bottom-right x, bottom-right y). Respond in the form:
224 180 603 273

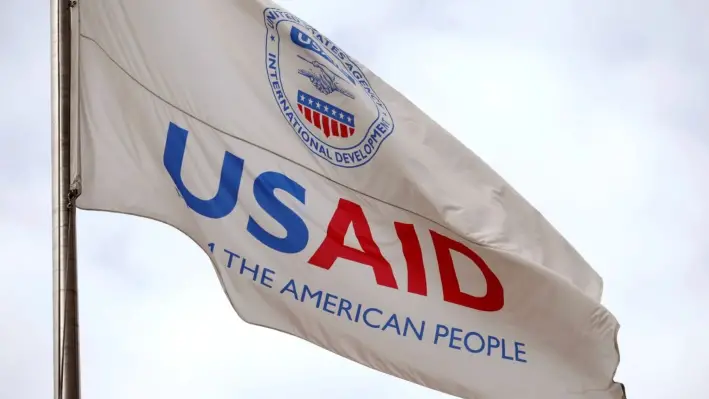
72 0 624 397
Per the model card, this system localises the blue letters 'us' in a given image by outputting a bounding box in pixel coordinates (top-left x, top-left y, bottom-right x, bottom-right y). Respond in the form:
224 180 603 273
162 122 309 254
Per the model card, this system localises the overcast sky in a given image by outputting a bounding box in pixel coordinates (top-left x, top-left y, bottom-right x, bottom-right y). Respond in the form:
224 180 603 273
2 0 708 397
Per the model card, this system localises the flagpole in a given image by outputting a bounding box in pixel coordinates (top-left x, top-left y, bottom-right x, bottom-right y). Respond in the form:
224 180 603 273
52 0 81 398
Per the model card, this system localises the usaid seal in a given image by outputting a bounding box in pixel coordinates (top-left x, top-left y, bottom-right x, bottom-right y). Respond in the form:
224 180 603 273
264 8 394 168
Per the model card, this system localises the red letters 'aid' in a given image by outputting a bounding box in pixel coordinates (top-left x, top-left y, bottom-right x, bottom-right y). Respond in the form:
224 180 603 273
431 231 504 312
308 199 398 289
308 198 504 312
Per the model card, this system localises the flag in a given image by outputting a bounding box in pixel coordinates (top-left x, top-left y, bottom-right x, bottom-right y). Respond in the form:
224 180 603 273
72 0 623 397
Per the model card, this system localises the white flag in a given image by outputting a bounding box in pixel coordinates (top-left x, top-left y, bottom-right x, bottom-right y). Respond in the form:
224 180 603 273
72 0 624 397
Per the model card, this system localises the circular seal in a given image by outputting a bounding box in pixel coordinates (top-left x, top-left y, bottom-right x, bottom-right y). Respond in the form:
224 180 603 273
264 8 394 168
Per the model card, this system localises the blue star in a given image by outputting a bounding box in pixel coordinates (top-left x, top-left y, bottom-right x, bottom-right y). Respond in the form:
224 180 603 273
270 35 275 41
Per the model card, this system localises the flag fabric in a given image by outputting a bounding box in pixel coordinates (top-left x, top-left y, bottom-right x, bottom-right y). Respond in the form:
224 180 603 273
71 0 623 397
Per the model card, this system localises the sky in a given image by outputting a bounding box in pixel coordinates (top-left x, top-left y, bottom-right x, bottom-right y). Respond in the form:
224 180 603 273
2 0 708 397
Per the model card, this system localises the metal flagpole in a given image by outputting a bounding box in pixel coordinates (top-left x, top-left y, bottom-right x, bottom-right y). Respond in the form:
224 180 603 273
52 0 81 398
